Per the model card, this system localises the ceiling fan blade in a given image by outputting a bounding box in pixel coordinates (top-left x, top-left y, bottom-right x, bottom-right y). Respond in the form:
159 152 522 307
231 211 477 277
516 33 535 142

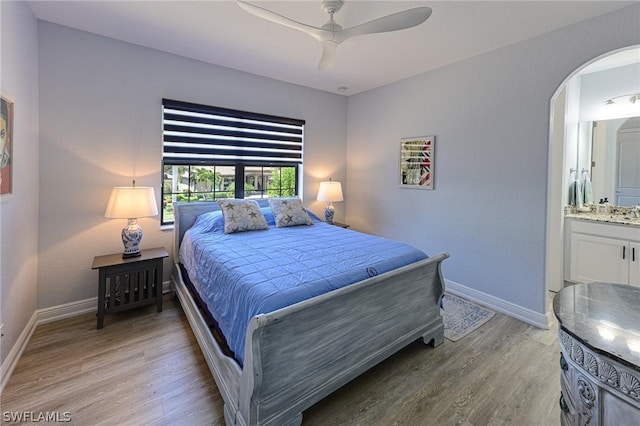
318 41 338 70
237 1 327 42
334 7 432 43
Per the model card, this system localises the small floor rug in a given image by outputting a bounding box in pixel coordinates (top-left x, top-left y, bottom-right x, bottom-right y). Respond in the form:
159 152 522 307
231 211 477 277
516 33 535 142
442 293 496 342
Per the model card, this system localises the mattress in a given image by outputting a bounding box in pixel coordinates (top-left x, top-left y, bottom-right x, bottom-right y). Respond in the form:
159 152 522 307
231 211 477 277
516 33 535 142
179 208 428 366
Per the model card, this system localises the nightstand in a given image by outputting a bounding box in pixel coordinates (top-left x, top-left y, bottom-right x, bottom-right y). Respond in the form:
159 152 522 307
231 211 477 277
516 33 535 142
331 221 350 228
91 247 168 329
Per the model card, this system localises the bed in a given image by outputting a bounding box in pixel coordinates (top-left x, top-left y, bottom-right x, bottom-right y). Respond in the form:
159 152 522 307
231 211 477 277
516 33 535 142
171 199 449 426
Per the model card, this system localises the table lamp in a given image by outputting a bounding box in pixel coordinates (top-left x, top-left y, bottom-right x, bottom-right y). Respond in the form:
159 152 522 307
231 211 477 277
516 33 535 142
105 180 158 258
317 180 343 224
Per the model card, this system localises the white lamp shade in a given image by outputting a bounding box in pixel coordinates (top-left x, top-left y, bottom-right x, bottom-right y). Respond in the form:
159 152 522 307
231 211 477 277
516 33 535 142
317 181 344 202
104 186 159 219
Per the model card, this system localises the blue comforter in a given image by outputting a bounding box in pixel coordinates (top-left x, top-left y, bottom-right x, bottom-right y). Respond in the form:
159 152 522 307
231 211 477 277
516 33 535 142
180 208 428 366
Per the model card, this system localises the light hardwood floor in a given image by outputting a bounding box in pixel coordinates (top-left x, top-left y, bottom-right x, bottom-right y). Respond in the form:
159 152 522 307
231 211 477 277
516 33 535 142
1 294 561 426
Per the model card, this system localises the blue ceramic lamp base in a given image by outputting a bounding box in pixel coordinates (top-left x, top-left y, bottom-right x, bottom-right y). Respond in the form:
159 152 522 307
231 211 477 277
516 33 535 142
324 204 335 224
121 218 143 258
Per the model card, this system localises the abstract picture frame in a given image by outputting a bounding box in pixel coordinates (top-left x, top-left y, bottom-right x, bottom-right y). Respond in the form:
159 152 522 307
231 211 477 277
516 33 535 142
0 94 14 198
399 135 434 189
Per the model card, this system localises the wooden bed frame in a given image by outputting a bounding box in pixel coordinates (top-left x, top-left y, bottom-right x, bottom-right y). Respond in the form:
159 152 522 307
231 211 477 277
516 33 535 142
171 200 449 425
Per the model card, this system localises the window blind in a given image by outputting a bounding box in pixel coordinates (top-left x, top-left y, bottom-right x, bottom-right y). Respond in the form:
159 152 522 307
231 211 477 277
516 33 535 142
162 99 305 166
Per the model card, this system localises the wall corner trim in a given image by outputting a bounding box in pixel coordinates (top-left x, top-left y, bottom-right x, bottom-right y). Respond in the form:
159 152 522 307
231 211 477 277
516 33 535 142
1 311 37 393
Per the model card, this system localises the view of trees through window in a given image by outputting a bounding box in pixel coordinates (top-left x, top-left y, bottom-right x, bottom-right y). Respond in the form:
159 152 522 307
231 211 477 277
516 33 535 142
162 165 297 224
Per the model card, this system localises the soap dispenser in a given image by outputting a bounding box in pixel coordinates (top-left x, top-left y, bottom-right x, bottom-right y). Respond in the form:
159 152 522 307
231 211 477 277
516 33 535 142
597 199 607 215
603 197 611 214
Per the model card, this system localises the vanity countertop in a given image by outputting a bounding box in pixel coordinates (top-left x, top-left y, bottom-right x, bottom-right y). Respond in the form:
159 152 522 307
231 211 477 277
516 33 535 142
553 282 640 372
565 211 640 227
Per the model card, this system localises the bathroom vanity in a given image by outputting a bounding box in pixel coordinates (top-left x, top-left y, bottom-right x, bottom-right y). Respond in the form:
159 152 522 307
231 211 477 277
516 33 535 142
553 282 640 425
564 214 640 287
563 116 640 286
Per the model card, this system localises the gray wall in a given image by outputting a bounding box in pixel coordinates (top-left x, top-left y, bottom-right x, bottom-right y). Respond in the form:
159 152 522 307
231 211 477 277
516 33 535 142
345 4 640 316
0 1 40 366
5 3 639 355
37 22 347 309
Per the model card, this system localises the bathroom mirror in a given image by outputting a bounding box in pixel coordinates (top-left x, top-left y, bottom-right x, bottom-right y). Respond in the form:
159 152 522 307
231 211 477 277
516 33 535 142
581 116 640 206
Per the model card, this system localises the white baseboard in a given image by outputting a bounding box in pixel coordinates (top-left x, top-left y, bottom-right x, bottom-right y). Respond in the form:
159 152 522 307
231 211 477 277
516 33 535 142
445 279 552 330
1 311 37 392
36 281 172 325
37 297 98 325
0 280 172 392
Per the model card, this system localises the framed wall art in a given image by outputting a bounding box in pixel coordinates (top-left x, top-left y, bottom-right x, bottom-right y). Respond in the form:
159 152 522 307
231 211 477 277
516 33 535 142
1 94 14 197
399 135 434 189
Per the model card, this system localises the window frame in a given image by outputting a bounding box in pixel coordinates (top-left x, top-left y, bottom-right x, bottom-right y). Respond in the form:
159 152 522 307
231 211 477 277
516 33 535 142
161 99 305 225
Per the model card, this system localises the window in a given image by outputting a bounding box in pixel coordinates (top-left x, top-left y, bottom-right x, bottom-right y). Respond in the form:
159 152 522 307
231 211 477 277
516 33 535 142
161 99 305 225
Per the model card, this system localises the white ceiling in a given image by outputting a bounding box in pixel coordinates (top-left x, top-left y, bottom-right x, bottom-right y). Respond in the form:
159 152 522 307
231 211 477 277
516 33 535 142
27 0 636 95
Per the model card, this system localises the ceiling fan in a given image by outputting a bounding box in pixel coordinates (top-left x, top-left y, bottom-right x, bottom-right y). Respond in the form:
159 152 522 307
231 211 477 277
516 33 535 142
237 0 432 70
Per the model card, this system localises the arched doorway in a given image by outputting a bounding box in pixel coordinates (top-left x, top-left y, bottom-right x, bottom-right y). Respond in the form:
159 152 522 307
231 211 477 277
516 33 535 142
545 46 640 313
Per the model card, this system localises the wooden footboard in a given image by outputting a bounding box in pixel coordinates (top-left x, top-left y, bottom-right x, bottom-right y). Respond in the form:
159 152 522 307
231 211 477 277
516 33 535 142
234 253 449 426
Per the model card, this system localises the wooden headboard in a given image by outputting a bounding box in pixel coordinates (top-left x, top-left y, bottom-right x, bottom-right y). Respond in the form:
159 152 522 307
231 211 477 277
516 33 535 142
173 199 272 260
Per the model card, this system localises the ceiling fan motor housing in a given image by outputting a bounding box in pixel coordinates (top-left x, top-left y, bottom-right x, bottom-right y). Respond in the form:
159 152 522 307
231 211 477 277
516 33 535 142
322 0 344 15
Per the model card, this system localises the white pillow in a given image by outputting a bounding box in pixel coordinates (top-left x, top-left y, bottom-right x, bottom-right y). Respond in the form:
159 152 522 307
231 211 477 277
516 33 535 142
268 197 313 228
217 199 269 234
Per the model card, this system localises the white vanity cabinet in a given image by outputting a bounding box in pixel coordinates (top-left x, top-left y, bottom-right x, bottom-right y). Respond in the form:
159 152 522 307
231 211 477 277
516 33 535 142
566 219 640 287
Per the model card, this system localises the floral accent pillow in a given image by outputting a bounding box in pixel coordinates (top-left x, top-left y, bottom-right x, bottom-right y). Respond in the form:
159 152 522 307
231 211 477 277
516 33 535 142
217 199 269 234
268 198 314 228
